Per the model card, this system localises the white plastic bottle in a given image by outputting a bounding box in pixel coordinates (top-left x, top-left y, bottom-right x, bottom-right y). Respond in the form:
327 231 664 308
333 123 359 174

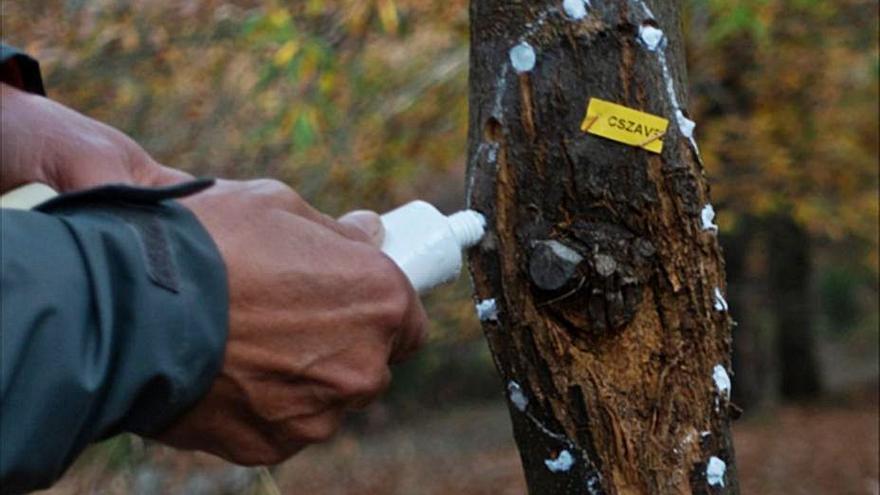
380 200 485 293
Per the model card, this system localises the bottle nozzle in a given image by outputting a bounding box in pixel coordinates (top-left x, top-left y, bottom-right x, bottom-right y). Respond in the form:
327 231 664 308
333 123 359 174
380 201 486 293
447 210 486 249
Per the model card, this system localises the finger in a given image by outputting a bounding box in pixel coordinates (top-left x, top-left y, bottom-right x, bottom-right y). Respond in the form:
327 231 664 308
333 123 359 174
295 207 373 245
347 367 392 410
283 409 345 445
250 179 375 245
388 286 429 364
146 164 196 186
286 207 372 244
338 210 385 248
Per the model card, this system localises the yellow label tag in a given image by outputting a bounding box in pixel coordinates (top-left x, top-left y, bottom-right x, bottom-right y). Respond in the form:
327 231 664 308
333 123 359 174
580 98 669 154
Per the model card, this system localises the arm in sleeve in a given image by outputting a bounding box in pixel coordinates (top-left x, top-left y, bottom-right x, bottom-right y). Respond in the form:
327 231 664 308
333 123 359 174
0 184 228 493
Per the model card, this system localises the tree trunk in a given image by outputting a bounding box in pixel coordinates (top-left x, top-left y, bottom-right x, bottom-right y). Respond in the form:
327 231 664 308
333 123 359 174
465 1 738 493
766 215 822 400
723 219 774 412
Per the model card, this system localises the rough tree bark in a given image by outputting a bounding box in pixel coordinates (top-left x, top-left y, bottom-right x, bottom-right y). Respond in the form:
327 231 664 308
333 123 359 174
465 1 738 493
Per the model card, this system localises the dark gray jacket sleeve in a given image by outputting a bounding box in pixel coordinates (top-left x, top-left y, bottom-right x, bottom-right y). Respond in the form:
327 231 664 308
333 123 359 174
0 181 229 493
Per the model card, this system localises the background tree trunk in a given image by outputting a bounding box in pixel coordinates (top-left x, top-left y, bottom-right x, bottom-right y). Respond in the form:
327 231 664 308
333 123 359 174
767 215 822 400
465 1 738 493
723 218 774 412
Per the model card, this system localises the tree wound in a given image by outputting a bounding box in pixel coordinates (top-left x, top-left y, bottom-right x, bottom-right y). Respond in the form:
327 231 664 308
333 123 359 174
530 223 656 338
484 117 503 143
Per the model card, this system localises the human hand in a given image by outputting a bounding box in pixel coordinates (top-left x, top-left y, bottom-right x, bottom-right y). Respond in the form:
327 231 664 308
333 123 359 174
0 83 190 193
157 179 428 465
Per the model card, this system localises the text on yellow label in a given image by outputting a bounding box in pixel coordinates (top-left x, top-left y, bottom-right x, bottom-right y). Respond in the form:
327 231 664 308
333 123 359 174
580 98 669 154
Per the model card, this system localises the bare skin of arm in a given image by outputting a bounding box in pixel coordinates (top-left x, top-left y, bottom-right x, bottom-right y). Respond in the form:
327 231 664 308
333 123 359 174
1 82 427 464
1 83 190 191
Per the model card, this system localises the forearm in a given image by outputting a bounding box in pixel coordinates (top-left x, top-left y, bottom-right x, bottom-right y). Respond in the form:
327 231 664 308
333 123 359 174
0 83 53 191
1 43 48 192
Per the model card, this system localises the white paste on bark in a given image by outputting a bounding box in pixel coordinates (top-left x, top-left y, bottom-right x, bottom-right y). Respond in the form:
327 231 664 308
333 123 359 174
563 0 588 20
508 381 529 411
545 449 575 472
713 364 731 399
634 1 702 157
638 25 665 51
676 109 696 138
701 204 719 232
706 456 727 487
510 42 536 73
476 298 498 321
714 287 729 312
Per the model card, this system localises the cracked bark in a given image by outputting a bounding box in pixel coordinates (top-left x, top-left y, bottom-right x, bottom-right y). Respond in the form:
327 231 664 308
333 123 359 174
465 1 738 493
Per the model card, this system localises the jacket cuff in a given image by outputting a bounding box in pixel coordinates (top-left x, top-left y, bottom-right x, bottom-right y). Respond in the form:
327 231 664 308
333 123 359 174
39 180 229 436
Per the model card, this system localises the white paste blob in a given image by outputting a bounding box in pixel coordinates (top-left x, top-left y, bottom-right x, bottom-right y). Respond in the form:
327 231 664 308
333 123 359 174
676 109 696 138
510 42 536 73
476 298 498 321
638 25 665 51
701 204 719 232
544 449 575 472
508 381 529 411
706 456 727 487
714 287 729 312
713 364 731 399
563 0 587 20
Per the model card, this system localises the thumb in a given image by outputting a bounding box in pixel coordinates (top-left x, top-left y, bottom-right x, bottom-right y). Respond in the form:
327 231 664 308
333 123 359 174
145 164 196 187
338 210 385 248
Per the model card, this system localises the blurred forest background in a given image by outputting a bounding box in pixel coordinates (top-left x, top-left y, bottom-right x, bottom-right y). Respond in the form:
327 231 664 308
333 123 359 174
3 0 878 493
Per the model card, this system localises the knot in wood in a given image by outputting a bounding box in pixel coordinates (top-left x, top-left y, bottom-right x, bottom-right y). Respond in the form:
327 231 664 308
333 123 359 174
532 222 658 340
529 240 584 291
593 253 617 277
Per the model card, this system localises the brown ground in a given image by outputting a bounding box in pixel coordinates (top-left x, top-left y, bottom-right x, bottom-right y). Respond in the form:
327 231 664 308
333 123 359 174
43 385 879 495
